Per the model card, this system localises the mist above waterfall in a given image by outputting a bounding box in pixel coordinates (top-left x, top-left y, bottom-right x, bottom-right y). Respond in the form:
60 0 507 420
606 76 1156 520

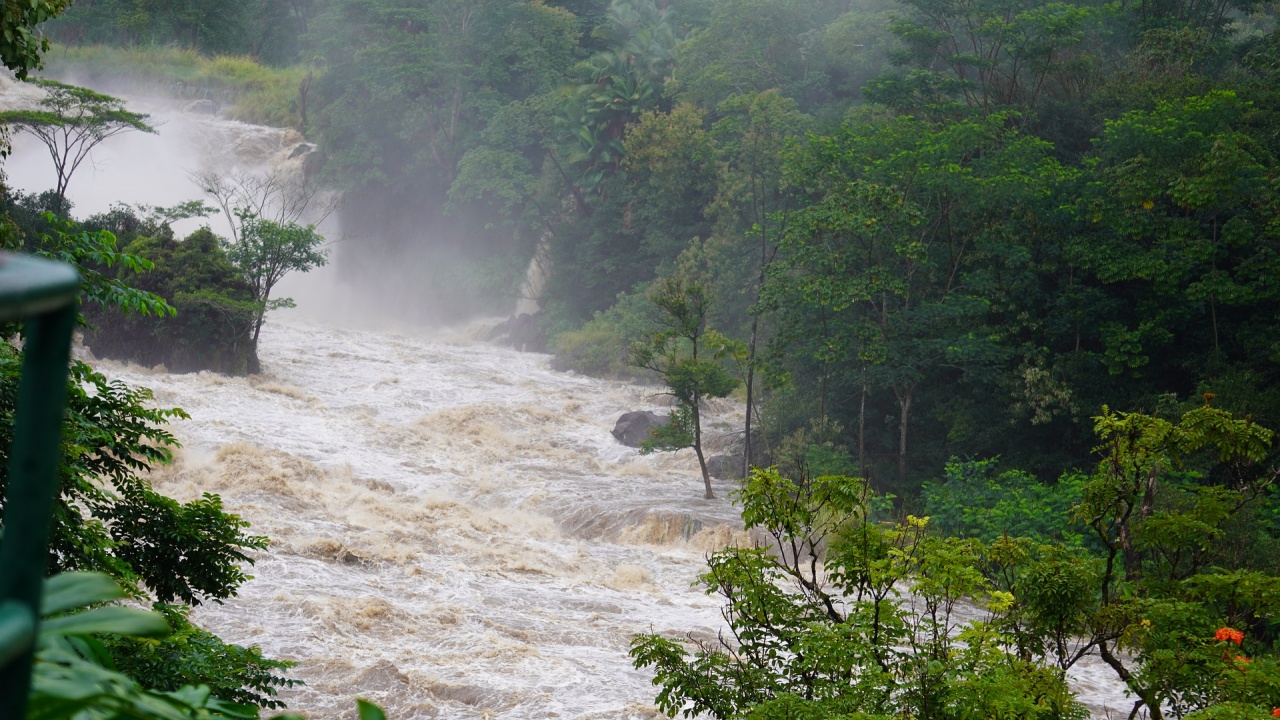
1 70 526 330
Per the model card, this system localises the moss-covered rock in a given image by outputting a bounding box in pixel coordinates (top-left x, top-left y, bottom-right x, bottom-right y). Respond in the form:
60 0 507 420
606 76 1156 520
84 227 260 375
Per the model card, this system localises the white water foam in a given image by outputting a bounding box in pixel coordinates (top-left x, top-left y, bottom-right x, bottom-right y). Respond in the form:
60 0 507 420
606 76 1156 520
99 319 749 719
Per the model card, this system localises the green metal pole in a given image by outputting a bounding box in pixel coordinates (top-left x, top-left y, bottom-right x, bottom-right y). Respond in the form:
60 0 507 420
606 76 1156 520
0 298 78 717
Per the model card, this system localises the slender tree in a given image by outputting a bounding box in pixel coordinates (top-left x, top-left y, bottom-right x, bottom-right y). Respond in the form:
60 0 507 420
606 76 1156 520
221 211 327 346
0 79 154 199
629 275 739 499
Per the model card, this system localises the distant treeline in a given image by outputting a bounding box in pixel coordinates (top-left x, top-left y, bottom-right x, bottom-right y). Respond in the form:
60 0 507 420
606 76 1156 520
42 0 1280 494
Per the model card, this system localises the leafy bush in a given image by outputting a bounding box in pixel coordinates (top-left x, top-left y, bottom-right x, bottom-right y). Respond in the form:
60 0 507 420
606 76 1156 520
638 407 1280 720
550 288 656 378
631 468 1088 720
80 213 261 375
922 458 1091 547
107 605 299 710
28 572 267 720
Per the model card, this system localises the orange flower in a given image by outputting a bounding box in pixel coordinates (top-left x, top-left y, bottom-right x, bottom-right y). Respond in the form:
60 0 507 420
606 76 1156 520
1271 709 1280 718
1214 627 1244 645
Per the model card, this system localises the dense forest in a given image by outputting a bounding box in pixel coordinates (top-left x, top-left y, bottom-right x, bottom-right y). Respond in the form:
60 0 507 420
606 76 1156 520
2 0 1280 717
32 0 1280 490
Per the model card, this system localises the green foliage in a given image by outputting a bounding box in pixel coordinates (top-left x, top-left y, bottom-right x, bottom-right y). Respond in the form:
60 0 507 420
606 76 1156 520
107 605 299 711
112 490 266 607
0 341 268 609
923 459 1091 546
44 0 318 64
43 46 320 128
632 467 1088 720
1063 405 1280 718
628 274 740 498
29 572 266 720
875 0 1111 116
224 211 327 344
638 406 1280 719
81 206 262 375
764 109 1071 487
0 0 70 79
0 205 294 707
551 287 656 377
26 210 176 319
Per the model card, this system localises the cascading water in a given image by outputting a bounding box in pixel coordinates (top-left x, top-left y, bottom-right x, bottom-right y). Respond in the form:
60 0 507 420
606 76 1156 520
100 320 750 719
0 73 1135 719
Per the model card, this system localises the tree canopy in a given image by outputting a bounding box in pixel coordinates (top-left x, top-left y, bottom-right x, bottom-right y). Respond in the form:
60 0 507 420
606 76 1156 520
0 80 154 198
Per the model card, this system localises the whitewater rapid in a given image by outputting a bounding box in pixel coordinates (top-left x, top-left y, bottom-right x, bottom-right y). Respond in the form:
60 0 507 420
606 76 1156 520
91 317 1134 720
96 319 749 719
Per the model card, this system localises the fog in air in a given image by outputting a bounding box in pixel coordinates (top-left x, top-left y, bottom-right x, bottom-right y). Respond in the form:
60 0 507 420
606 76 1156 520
3 1 1279 719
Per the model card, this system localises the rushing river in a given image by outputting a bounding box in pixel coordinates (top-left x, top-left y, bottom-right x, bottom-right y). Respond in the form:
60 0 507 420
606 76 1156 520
1 72 1136 719
95 317 749 719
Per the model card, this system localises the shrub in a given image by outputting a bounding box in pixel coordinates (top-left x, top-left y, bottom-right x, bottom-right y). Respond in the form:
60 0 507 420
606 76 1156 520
550 288 656 378
922 458 1092 547
82 219 260 375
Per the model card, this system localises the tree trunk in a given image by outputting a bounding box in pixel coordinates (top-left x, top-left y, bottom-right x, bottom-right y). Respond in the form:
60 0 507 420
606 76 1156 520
744 315 758 480
693 403 714 499
895 384 914 488
695 443 714 499
858 371 868 479
252 291 269 346
1098 641 1163 720
744 214 772 480
298 71 313 133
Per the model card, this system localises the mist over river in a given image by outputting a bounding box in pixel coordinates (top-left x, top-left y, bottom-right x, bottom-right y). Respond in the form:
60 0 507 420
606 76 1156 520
1 75 1136 719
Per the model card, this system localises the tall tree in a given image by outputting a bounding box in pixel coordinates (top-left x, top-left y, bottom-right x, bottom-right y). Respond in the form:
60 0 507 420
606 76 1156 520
708 90 809 476
0 80 154 199
629 274 740 498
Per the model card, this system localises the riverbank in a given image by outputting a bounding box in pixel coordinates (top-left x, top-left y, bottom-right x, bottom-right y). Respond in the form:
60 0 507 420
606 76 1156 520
40 44 314 129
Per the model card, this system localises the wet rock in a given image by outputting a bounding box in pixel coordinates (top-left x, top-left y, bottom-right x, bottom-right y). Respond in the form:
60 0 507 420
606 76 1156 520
302 148 328 178
288 142 315 159
706 454 741 480
487 312 546 353
612 411 670 447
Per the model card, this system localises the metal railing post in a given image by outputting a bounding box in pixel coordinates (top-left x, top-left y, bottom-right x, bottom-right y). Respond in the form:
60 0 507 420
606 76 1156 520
0 253 80 719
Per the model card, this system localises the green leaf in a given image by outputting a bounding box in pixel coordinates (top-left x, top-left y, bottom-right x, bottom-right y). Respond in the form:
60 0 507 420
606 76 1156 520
40 572 124 616
41 605 170 638
357 699 388 720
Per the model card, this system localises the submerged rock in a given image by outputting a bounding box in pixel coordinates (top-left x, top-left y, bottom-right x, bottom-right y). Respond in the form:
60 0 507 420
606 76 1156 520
184 98 218 114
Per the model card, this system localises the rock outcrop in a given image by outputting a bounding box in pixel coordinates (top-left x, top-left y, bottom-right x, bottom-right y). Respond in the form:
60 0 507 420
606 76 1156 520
706 454 742 480
611 411 670 447
487 312 546 353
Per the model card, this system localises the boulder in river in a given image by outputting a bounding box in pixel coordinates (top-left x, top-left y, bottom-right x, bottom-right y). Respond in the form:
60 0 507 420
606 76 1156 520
612 411 670 447
706 454 742 480
487 312 546 353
